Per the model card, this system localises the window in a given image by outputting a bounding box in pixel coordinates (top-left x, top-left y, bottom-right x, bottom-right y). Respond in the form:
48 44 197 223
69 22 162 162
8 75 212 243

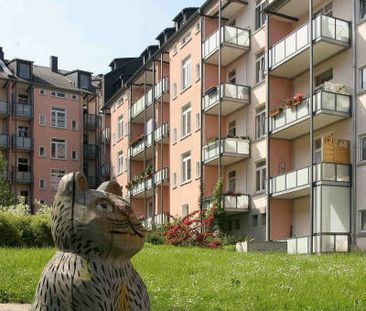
39 179 46 190
39 146 45 157
71 120 77 130
51 169 66 191
51 138 66 159
362 0 366 20
173 83 177 98
125 122 129 137
228 120 236 137
18 62 31 80
71 94 79 101
182 204 189 217
173 173 177 188
71 150 77 160
228 171 236 193
228 70 236 84
361 211 366 231
360 67 366 90
315 2 333 16
181 56 192 90
80 74 90 90
117 152 123 175
315 69 333 87
256 160 266 192
195 63 201 81
39 89 46 96
181 151 192 183
173 128 177 144
196 161 201 178
50 91 66 99
181 31 192 47
252 214 259 227
39 115 46 126
255 1 266 30
117 115 124 139
255 106 266 139
314 138 322 164
256 52 265 83
18 126 28 137
181 104 191 137
18 94 29 105
51 107 66 128
235 219 240 230
360 135 366 162
18 158 29 172
195 113 201 130
261 213 267 226
195 21 201 33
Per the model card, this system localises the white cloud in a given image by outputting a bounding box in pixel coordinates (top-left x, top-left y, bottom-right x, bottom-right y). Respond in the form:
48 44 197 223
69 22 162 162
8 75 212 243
0 0 112 73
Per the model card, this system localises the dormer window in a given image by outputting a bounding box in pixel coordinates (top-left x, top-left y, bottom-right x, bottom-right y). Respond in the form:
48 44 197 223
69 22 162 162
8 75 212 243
79 73 90 90
18 62 31 80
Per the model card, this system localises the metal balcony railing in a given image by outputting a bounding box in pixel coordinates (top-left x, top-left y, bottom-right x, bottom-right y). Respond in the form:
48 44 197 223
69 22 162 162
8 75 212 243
13 170 32 183
0 134 8 148
83 114 98 129
12 136 32 150
0 101 8 115
154 123 169 142
130 168 169 197
270 89 351 133
269 14 351 69
154 168 169 185
130 133 153 157
202 26 250 59
83 145 98 158
12 103 32 118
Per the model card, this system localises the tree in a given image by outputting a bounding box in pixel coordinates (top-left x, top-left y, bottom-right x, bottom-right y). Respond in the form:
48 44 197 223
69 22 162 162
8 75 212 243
0 153 15 207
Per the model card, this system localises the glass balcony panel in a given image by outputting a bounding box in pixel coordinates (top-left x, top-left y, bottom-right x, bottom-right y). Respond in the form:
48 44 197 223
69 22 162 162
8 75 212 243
224 196 236 209
285 107 297 124
297 99 309 118
337 165 350 182
224 139 236 153
237 196 248 209
321 15 336 39
286 32 297 56
274 41 285 64
321 91 336 110
224 26 237 45
297 167 309 186
274 113 286 129
297 24 309 50
224 84 236 98
337 94 350 113
335 20 349 42
322 163 336 181
0 102 8 114
274 175 286 193
286 171 297 189
237 28 249 46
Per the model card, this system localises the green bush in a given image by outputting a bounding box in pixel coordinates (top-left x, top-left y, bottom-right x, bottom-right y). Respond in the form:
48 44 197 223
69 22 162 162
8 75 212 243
0 213 53 247
145 229 165 245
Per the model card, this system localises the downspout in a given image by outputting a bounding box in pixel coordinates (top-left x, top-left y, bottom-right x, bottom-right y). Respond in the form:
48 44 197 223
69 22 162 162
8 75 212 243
200 11 204 213
160 53 164 225
218 0 223 183
152 61 156 228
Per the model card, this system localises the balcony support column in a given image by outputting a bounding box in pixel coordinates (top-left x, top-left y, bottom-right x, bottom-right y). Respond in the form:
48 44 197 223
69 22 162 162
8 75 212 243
152 61 156 229
159 53 164 225
218 0 223 180
200 12 205 216
143 69 148 224
309 0 315 254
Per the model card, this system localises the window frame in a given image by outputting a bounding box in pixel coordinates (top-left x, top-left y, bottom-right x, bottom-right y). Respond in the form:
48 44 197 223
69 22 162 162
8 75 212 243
50 168 66 191
181 103 192 138
51 106 67 129
256 160 266 193
51 138 67 160
117 151 123 175
181 151 192 183
39 114 46 126
255 1 266 30
256 51 266 83
255 105 266 139
360 134 366 163
181 56 192 91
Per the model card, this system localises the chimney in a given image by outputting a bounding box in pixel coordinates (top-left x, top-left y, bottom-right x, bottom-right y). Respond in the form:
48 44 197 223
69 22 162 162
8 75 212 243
50 56 58 72
0 47 4 61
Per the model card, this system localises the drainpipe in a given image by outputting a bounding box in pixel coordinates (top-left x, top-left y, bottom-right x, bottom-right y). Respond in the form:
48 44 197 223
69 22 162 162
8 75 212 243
152 61 156 228
218 0 222 182
200 12 205 228
160 53 164 225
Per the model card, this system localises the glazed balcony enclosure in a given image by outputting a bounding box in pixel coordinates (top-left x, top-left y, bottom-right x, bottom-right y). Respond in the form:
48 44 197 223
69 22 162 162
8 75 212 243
129 124 169 160
202 83 250 116
202 26 250 66
12 135 32 151
0 101 8 117
269 14 351 78
270 162 351 199
130 168 169 199
0 134 8 148
270 88 351 139
202 137 250 166
13 102 32 118
12 170 32 184
130 78 169 124
203 194 250 214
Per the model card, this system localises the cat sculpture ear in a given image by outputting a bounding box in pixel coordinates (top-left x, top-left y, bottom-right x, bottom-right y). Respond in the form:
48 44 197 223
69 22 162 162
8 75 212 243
57 172 89 197
97 181 122 196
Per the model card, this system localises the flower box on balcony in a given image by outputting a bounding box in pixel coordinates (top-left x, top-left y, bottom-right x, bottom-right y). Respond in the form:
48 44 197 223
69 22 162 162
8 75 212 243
269 106 282 117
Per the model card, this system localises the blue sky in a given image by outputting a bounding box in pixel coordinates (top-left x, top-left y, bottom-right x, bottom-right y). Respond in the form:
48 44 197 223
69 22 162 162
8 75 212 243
0 0 202 74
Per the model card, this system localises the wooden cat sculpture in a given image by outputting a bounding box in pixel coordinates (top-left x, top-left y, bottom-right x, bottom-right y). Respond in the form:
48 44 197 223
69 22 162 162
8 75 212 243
32 172 150 311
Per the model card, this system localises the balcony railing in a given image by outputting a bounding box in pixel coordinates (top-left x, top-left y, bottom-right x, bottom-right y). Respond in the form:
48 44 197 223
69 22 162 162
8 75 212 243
143 214 169 230
202 137 250 163
102 128 111 144
202 26 250 59
155 123 169 142
154 168 169 185
269 14 350 69
270 163 351 195
0 101 8 115
12 136 32 150
0 134 8 148
202 83 250 112
130 169 169 197
270 89 351 133
222 194 249 211
12 103 32 118
13 170 31 183
83 114 98 129
155 77 169 99
130 133 153 157
83 145 98 158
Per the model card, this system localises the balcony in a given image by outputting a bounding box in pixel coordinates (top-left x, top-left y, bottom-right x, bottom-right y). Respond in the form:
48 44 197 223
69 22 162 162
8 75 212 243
203 194 250 214
202 137 250 166
0 134 8 149
129 133 153 160
12 136 32 151
83 145 98 159
270 89 351 140
130 168 169 199
83 114 98 130
12 170 32 184
130 78 169 123
101 128 111 144
101 163 110 177
203 83 250 116
202 26 250 66
0 101 8 117
269 14 351 78
154 123 169 144
12 103 32 118
270 162 351 199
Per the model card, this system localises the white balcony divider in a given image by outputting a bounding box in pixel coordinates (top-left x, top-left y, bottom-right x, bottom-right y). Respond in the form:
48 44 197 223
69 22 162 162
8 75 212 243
270 89 351 133
202 137 250 162
271 163 351 195
202 83 250 111
202 26 250 59
270 14 350 69
0 134 8 147
154 123 169 142
0 101 8 114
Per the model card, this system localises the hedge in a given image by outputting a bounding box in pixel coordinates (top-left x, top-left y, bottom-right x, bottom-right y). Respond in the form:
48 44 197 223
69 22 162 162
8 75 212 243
0 213 54 247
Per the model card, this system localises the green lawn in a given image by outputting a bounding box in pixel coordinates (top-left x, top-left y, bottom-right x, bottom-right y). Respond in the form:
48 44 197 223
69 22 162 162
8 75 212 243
1 245 366 310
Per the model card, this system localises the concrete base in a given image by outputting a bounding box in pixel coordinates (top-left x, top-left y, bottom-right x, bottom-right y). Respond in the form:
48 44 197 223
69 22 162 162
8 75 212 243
236 241 288 253
0 305 31 311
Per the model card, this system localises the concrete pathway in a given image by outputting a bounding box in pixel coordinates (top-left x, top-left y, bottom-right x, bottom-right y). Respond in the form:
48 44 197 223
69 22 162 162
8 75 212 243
0 305 31 311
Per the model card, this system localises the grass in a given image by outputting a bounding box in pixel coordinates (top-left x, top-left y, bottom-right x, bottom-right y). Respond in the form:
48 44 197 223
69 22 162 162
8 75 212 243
1 245 366 310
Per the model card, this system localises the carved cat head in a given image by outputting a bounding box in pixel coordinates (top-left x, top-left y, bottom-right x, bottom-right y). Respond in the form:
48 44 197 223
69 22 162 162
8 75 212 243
51 172 146 261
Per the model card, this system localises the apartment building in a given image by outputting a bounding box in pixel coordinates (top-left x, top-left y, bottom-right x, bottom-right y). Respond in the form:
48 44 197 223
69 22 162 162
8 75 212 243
104 0 366 253
0 48 101 209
